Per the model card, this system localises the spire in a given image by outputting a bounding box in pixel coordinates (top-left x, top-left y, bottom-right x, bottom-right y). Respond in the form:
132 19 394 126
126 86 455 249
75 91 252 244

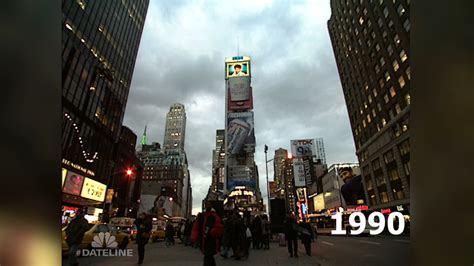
140 124 147 146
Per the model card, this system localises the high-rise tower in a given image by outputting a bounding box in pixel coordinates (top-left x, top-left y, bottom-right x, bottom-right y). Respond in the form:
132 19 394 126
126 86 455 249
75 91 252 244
163 103 187 153
328 0 410 212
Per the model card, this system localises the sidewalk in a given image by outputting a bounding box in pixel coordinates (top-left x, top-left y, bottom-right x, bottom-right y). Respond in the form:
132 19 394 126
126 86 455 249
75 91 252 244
71 239 323 266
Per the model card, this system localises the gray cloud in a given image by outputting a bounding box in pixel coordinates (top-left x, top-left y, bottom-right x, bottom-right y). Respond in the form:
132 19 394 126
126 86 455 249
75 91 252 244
123 1 357 214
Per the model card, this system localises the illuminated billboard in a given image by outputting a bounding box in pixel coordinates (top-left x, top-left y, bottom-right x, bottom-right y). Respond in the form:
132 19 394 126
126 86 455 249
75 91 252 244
227 111 255 154
293 161 306 187
62 168 68 187
290 139 317 158
63 170 84 196
225 56 251 79
226 165 256 190
338 165 365 206
81 177 106 202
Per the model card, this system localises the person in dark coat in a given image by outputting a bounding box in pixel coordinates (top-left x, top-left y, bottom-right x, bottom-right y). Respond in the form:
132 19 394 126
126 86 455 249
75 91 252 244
261 214 271 250
183 219 193 246
165 223 175 246
230 210 246 260
284 213 298 258
251 215 262 249
65 209 90 266
220 211 234 258
299 220 314 256
134 213 152 265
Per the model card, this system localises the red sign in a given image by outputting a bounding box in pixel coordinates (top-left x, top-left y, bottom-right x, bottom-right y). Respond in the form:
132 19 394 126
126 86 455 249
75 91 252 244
356 205 369 211
381 208 391 214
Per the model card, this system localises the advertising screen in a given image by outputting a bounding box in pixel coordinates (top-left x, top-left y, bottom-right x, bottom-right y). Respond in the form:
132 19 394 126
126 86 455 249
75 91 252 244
338 165 366 206
293 161 306 187
291 139 317 158
226 165 256 190
227 77 253 110
80 177 106 202
226 61 250 78
63 170 84 196
226 111 255 154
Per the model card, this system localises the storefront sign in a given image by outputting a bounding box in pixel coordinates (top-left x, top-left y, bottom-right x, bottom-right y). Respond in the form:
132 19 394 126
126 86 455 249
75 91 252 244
356 205 369 211
81 177 106 202
381 208 392 214
62 158 95 177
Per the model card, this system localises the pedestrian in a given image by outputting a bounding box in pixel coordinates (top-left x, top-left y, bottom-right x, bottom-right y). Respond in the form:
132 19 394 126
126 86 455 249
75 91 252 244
261 214 271 250
183 219 192 246
134 212 152 265
299 219 314 256
177 223 182 242
165 223 175 247
65 209 90 266
243 221 252 259
191 201 224 266
230 210 246 260
251 215 262 249
220 211 234 259
284 213 299 258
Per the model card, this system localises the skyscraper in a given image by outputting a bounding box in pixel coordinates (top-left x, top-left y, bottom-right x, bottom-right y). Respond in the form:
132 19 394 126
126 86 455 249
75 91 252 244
328 0 410 212
273 148 288 199
61 1 149 216
163 103 187 153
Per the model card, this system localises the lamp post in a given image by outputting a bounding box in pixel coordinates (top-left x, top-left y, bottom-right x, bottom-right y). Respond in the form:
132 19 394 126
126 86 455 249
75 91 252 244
102 167 135 222
264 145 274 218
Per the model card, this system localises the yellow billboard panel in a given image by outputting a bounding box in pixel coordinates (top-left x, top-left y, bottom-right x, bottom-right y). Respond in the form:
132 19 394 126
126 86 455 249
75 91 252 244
81 177 107 202
62 168 67 186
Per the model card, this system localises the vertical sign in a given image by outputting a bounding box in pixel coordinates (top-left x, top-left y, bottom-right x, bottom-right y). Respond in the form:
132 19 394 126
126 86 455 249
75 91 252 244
293 161 306 187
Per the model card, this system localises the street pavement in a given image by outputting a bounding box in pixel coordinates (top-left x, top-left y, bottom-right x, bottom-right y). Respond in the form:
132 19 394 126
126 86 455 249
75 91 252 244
63 235 409 266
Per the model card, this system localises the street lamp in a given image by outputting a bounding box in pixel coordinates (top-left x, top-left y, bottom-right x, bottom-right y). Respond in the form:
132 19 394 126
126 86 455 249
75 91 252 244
264 145 274 219
102 167 136 222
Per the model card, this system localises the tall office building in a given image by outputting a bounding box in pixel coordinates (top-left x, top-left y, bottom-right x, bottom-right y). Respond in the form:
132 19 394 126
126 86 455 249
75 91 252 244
163 103 187 152
314 138 327 165
273 148 288 199
328 0 410 212
61 1 149 217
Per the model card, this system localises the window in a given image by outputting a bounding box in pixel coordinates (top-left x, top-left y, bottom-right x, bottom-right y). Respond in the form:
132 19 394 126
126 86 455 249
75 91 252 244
373 88 378 97
390 86 396 97
403 19 410 32
375 174 387 187
394 34 401 45
384 150 395 164
375 64 380 74
382 118 387 126
387 45 394 55
383 7 389 18
371 31 376 39
378 17 383 27
398 139 410 156
376 43 381 51
377 103 382 111
365 176 373 190
405 93 411 105
363 119 367 128
397 4 406 16
403 161 410 176
388 169 401 181
385 71 391 81
367 114 372 123
380 57 385 66
393 60 400 71
359 17 364 25
400 50 408 62
405 67 411 80
395 103 402 114
384 94 390 103
398 76 406 88
372 158 381 170
372 109 377 117
368 95 373 103
379 78 385 88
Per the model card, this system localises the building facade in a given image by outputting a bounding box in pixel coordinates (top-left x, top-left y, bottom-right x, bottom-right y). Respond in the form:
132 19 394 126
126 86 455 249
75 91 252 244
163 103 187 153
273 148 288 199
314 138 327 165
328 0 410 213
61 0 149 221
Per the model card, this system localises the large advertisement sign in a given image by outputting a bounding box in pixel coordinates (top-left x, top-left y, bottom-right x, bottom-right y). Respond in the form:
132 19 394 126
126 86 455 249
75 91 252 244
293 161 306 187
338 166 366 206
63 170 84 196
227 112 255 154
314 194 325 210
227 77 253 110
226 165 256 190
62 168 68 187
226 61 250 78
291 139 317 158
81 177 107 202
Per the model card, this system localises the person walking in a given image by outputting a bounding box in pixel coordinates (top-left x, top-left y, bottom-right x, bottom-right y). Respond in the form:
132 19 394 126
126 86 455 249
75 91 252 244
261 214 271 250
165 223 175 247
251 215 262 249
183 219 193 246
65 209 90 266
134 213 152 265
299 219 314 256
220 211 234 259
284 213 299 258
191 201 224 266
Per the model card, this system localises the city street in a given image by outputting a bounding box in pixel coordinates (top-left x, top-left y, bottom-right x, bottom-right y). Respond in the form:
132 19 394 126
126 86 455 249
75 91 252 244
63 235 409 266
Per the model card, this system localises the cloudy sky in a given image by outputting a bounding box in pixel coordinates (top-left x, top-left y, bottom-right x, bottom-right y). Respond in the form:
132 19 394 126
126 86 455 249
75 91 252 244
122 0 358 215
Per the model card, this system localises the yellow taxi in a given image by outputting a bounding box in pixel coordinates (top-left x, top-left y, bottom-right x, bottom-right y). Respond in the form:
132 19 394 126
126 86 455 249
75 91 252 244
151 223 165 242
62 223 130 252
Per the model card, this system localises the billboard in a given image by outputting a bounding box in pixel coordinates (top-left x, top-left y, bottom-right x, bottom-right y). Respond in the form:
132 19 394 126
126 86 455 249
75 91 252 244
226 59 251 79
227 77 253 110
338 165 365 206
313 194 325 210
226 165 256 190
227 111 255 154
293 161 306 187
63 170 84 196
62 168 68 187
291 139 317 158
81 177 107 202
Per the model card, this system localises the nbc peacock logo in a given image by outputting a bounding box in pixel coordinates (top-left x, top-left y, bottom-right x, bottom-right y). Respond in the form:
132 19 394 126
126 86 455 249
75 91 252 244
91 232 118 248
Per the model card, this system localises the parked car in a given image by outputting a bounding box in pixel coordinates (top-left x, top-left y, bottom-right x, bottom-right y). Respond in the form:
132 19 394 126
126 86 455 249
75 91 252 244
62 223 130 253
151 223 165 242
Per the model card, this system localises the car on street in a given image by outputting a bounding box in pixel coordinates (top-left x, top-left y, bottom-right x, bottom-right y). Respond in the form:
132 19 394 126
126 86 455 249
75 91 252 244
151 224 166 242
62 223 130 253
